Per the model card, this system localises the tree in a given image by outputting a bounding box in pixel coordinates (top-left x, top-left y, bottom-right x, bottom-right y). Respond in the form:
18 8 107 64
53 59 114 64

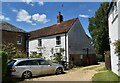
88 2 110 61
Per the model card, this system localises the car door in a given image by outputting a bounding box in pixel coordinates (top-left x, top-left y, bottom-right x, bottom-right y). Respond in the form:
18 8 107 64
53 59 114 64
15 60 30 76
39 60 55 75
28 60 43 76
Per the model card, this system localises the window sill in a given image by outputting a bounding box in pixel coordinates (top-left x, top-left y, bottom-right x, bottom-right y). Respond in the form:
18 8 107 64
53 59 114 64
55 45 61 47
17 43 22 45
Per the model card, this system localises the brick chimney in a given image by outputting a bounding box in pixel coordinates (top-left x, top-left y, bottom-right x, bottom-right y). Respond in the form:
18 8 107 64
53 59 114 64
57 12 63 23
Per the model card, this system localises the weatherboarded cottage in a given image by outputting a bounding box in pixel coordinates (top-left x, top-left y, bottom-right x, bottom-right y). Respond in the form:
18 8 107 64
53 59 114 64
29 12 97 66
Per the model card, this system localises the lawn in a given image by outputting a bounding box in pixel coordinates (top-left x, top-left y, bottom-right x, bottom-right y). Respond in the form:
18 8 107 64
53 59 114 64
92 70 120 82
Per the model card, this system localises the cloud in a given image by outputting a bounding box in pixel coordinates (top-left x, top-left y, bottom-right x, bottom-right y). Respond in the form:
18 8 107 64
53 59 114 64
32 13 49 24
31 23 36 25
0 14 10 21
16 9 32 24
22 0 33 4
22 0 35 7
30 3 34 6
11 8 18 13
16 9 49 25
79 14 89 18
88 9 92 12
38 1 44 6
22 0 44 7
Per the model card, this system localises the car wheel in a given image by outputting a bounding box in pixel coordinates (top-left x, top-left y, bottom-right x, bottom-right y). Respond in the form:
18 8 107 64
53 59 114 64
22 71 32 79
56 67 63 74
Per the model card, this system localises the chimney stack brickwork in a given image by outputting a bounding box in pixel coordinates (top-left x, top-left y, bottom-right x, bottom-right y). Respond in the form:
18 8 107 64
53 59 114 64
57 12 63 23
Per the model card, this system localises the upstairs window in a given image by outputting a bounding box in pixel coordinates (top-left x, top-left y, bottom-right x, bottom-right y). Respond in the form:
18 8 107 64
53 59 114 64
56 36 61 45
17 35 22 45
38 39 42 46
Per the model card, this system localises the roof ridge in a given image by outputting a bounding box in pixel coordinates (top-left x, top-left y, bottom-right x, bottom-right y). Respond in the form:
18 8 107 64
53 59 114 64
29 18 78 40
30 18 77 32
0 22 27 33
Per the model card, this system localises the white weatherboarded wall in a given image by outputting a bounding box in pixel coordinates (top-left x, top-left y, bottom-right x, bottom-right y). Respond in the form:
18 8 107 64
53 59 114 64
29 33 68 61
108 0 120 76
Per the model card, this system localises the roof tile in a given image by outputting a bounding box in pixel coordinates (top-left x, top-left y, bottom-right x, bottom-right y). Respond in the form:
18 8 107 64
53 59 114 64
29 18 77 40
0 22 26 33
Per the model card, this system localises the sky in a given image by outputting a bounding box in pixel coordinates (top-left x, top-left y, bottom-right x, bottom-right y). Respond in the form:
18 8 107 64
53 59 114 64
1 2 102 37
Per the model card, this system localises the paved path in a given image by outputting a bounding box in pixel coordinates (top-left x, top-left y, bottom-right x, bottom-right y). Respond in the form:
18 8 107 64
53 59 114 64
26 62 104 81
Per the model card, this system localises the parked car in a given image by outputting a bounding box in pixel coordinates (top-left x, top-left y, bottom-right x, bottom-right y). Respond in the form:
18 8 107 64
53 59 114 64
7 58 64 79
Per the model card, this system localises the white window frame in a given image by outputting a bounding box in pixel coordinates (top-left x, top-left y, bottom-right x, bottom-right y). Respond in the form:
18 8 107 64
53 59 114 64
17 35 22 45
56 36 61 45
38 39 42 46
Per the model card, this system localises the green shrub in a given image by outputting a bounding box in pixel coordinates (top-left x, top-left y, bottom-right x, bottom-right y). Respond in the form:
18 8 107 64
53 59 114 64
96 54 103 62
13 51 27 58
114 40 120 55
0 51 8 79
30 54 42 58
52 53 63 63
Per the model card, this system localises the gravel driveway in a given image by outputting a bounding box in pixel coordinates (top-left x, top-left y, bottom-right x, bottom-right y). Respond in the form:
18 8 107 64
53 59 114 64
26 62 104 81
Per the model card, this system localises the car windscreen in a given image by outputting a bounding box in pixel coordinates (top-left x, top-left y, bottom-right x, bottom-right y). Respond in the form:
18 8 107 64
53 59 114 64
7 60 16 67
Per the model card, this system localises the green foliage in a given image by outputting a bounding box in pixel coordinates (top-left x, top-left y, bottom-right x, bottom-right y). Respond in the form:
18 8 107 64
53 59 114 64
53 53 63 63
1 43 16 59
88 2 110 60
1 43 27 59
13 50 27 58
0 51 8 79
92 70 119 81
96 54 103 62
52 48 65 63
114 40 120 55
30 54 42 58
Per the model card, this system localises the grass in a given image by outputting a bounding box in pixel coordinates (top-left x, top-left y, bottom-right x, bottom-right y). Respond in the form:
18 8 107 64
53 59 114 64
92 70 120 82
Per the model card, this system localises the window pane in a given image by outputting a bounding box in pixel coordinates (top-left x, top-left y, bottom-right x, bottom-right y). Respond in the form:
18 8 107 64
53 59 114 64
16 61 28 66
29 60 39 65
39 60 50 65
8 60 16 66
17 35 22 45
56 36 61 45
38 39 42 46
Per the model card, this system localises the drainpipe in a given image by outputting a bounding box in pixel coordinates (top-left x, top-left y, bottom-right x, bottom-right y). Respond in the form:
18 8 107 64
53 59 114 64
65 33 67 62
26 33 30 58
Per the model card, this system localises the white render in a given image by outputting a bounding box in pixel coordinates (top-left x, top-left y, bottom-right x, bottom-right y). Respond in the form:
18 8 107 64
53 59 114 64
29 33 67 61
29 18 95 63
108 0 120 76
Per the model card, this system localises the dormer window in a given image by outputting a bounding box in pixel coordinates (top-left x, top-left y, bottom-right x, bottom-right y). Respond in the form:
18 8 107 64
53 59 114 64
56 36 61 45
17 35 22 45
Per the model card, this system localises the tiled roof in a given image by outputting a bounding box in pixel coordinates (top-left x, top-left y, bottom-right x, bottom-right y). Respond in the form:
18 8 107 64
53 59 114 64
29 18 77 40
0 22 26 33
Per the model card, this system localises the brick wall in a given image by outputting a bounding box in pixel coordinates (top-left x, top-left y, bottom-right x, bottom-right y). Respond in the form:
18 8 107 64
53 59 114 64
2 30 28 53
